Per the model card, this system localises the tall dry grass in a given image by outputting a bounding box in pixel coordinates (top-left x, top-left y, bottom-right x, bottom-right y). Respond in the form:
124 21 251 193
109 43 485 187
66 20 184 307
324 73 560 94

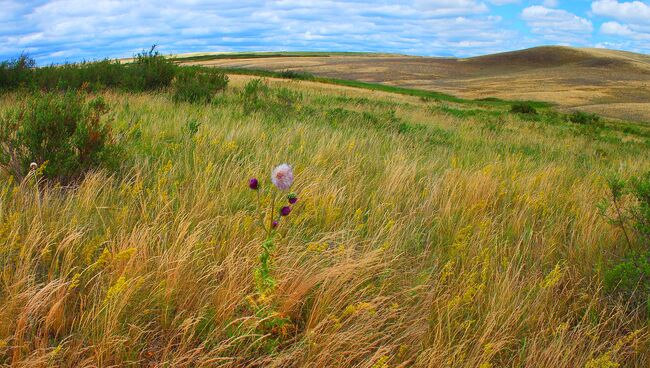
1 77 649 367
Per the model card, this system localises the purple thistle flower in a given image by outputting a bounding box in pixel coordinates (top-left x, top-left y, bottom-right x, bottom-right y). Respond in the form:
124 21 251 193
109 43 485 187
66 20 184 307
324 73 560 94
249 178 259 190
280 206 292 216
288 192 298 204
272 221 279 229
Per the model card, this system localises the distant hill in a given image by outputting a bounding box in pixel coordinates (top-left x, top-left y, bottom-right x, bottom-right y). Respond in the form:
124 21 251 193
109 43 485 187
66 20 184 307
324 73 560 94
177 46 650 123
464 46 650 71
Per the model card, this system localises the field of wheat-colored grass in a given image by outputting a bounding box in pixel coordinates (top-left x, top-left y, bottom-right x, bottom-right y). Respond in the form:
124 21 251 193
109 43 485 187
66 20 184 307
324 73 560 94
1 75 650 367
184 47 650 123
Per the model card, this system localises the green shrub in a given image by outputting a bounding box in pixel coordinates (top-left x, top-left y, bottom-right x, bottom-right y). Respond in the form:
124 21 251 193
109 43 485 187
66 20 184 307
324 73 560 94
601 172 650 316
397 122 426 135
569 111 601 125
172 68 229 104
481 115 507 134
84 59 124 89
29 59 125 92
510 102 537 115
604 252 650 315
425 126 454 146
278 70 314 80
630 173 650 241
1 47 178 93
239 79 306 118
123 46 177 91
274 87 302 108
0 54 36 91
185 119 201 136
478 97 502 102
240 79 271 113
0 92 121 184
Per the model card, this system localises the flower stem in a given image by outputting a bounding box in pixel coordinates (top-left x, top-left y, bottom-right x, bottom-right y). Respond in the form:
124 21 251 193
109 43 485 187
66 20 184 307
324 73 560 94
612 190 633 252
31 169 41 215
269 192 276 231
256 189 268 236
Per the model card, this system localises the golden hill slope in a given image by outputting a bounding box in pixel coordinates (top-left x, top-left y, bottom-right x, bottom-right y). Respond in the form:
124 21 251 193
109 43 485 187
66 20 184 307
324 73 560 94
182 46 650 123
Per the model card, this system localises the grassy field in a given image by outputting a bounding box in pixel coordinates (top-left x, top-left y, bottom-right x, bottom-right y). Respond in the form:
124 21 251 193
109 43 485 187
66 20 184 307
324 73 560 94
166 52 383 63
213 67 552 109
1 73 650 367
180 46 650 123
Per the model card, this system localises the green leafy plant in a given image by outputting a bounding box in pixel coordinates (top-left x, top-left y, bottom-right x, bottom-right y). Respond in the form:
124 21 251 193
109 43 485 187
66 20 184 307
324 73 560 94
239 79 303 118
247 165 298 298
240 78 271 113
481 115 507 134
185 119 201 136
510 102 538 115
31 59 124 92
172 67 229 104
278 69 314 80
1 48 178 93
0 92 121 184
569 111 601 125
601 173 650 317
123 45 177 91
244 165 300 346
604 254 650 315
273 87 302 108
0 53 36 91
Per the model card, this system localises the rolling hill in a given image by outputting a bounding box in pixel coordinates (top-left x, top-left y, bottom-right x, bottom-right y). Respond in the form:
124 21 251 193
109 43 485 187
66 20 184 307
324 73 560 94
178 46 650 123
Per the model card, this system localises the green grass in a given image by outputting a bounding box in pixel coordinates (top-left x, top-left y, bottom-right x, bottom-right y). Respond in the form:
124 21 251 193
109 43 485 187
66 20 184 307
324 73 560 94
220 67 650 141
215 67 553 108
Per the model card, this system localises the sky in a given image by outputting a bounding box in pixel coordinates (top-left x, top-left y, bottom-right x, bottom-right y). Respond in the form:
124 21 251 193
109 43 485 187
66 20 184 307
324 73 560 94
1 0 649 64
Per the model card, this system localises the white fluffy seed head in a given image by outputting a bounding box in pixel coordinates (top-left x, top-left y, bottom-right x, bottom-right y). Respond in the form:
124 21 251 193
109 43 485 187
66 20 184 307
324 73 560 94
30 162 38 170
271 164 294 191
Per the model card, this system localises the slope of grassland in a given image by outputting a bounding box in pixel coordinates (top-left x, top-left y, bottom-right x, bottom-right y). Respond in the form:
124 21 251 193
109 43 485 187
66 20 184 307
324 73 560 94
2 74 650 367
180 46 650 123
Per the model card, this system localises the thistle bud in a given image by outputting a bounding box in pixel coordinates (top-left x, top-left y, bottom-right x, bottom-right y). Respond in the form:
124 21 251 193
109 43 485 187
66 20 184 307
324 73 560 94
280 206 292 217
272 221 279 229
288 192 298 204
248 178 259 190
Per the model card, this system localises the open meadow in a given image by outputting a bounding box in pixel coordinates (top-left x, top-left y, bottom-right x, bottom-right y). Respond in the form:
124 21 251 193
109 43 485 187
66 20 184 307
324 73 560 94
181 47 650 124
1 55 650 367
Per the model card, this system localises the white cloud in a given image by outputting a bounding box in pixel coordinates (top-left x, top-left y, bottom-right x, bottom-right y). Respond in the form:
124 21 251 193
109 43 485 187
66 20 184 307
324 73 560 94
521 5 593 43
1 0 524 63
601 21 650 39
601 21 635 36
591 0 650 24
486 0 520 5
591 1 650 51
3 0 648 64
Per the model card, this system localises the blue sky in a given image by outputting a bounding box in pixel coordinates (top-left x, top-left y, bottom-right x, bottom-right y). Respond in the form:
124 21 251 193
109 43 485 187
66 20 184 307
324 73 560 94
1 0 649 64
